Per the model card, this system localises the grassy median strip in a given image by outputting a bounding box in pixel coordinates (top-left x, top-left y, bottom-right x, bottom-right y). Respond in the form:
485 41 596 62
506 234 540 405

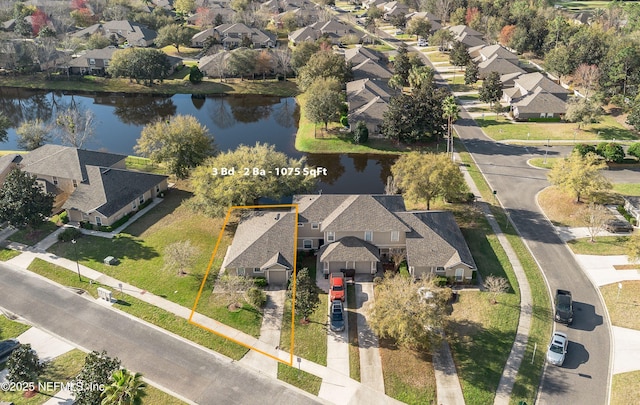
27 258 249 360
0 314 30 339
458 150 552 405
0 247 21 261
346 284 361 381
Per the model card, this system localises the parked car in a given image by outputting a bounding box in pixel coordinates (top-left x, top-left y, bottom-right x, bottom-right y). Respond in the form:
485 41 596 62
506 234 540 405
418 39 428 46
554 289 574 325
546 331 568 366
604 219 633 233
395 29 404 35
0 339 20 361
329 273 345 302
330 300 345 332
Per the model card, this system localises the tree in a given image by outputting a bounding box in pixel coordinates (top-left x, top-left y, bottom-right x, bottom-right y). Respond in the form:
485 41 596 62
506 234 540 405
464 60 479 85
255 50 273 80
564 99 604 129
368 273 451 350
135 115 215 179
6 343 47 386
408 65 434 91
499 25 517 46
628 142 640 159
0 168 54 229
175 0 196 15
54 106 95 148
479 71 502 107
442 96 459 157
226 48 256 80
626 231 640 263
595 142 625 163
87 33 111 50
547 151 611 203
288 267 319 323
0 112 10 143
390 14 407 29
304 77 343 131
290 42 319 74
392 44 411 86
107 48 171 86
189 143 316 216
391 152 468 210
406 17 431 40
573 143 596 157
155 24 193 53
188 65 203 84
581 203 609 242
385 175 398 195
483 275 509 304
627 103 640 131
429 29 454 51
100 369 146 405
74 351 121 405
352 121 369 144
449 41 470 69
16 119 51 150
544 45 573 78
297 50 349 91
272 48 292 80
215 274 254 310
573 64 601 98
164 240 200 276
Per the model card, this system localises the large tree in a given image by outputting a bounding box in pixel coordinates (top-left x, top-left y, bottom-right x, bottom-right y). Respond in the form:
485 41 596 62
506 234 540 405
189 143 316 216
297 50 349 91
155 24 194 53
449 40 470 69
304 77 344 131
406 16 432 40
547 151 611 203
581 203 609 242
74 351 121 405
290 41 320 74
288 267 319 323
392 44 411 86
107 48 171 86
442 96 459 157
429 29 454 51
16 119 51 150
464 60 479 85
226 48 257 80
368 273 451 350
135 114 215 179
626 103 640 131
479 71 502 107
6 343 47 386
0 168 54 229
391 152 468 210
100 369 146 405
627 231 640 263
55 106 96 148
564 99 604 129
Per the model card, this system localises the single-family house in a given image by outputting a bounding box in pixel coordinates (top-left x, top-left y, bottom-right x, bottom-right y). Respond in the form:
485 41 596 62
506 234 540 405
187 4 235 26
623 196 640 225
477 55 525 79
71 20 157 47
351 58 393 80
380 1 410 20
364 0 387 9
346 78 392 134
404 11 442 32
500 71 525 88
289 19 362 45
502 72 570 103
471 44 518 63
66 47 119 75
15 145 168 227
344 46 387 66
448 25 486 48
220 194 477 286
510 87 567 120
192 23 275 49
0 153 21 185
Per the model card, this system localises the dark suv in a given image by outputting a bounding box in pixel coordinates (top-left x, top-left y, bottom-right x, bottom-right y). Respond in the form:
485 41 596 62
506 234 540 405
604 219 633 233
0 339 20 361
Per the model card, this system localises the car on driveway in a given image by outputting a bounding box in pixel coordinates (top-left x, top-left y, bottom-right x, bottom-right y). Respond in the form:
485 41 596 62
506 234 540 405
330 300 345 332
547 331 568 366
329 273 345 302
604 219 633 233
0 339 20 361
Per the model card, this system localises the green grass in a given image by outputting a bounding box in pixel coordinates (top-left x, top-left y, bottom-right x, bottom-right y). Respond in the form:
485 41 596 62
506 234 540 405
613 183 640 196
425 52 451 63
277 363 323 395
612 370 640 405
8 221 59 246
567 236 630 255
0 315 30 339
46 188 261 337
476 115 639 142
125 156 166 175
527 157 559 169
26 258 250 360
601 281 640 330
346 284 360 381
0 248 21 261
379 339 436 404
457 94 480 101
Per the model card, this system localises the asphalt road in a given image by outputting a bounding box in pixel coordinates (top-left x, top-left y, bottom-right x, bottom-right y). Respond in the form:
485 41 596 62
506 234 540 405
453 114 611 404
0 263 322 405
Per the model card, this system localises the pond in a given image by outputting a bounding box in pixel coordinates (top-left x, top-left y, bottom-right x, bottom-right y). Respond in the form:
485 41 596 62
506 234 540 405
0 88 397 194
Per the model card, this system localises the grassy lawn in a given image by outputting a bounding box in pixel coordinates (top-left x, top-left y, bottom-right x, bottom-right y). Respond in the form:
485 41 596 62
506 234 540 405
613 183 640 196
0 74 299 97
457 94 480 101
446 73 476 93
277 363 323 395
612 370 640 405
346 284 360 381
600 280 640 330
567 236 630 255
0 248 21 261
537 186 589 227
527 157 558 169
425 52 451 63
125 156 166 175
46 186 261 338
8 221 58 246
0 315 30 339
27 258 249 360
379 339 436 404
476 115 639 142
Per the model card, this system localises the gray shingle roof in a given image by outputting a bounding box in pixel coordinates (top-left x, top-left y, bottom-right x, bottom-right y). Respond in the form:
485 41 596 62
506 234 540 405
62 166 167 217
344 46 385 65
223 210 296 270
318 236 380 262
347 78 392 111
513 72 568 96
512 87 566 114
321 195 410 232
352 58 393 80
396 211 476 269
293 194 351 223
478 55 525 77
0 153 20 174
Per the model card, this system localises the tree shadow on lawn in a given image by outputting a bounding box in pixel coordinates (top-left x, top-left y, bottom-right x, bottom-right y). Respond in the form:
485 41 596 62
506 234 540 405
54 234 159 262
585 125 638 141
125 188 193 238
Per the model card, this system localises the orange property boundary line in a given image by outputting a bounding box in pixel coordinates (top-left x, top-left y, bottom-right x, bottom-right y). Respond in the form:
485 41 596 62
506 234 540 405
188 204 299 366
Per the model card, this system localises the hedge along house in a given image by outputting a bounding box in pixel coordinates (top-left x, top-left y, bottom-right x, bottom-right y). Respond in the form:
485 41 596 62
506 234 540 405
15 145 168 227
221 194 477 286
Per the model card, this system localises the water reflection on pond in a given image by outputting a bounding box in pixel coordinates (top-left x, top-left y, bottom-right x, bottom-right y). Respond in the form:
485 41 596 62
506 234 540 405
0 88 396 194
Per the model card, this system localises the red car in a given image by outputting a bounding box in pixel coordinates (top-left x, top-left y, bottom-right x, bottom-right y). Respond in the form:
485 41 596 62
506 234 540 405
329 273 345 302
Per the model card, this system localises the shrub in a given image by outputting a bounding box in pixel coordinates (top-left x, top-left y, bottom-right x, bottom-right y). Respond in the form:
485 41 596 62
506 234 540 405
80 222 93 230
246 287 267 308
340 115 349 127
596 142 625 163
352 120 369 144
573 143 596 157
188 65 203 84
628 142 640 159
58 227 82 242
253 277 268 287
58 211 69 224
434 276 448 287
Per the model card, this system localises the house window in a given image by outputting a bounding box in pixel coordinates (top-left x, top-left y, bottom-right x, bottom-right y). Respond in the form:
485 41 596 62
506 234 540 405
371 261 376 272
303 239 312 249
436 266 445 273
52 176 58 185
237 268 245 276
72 179 77 188
391 231 399 241
89 58 95 65
364 231 373 241
95 216 102 226
132 202 137 210
139 195 144 204
323 261 329 271
156 186 160 193
455 268 464 282
311 223 319 229
327 231 335 242
253 267 264 273
104 60 109 66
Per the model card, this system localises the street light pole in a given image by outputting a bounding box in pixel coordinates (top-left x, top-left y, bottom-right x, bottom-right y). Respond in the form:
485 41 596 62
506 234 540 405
71 239 82 282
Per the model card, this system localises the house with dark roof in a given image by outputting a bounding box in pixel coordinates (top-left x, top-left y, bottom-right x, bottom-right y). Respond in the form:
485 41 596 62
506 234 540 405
221 194 477 285
66 47 119 75
71 20 157 47
502 72 570 103
405 11 441 32
471 44 518 63
346 78 392 134
509 87 567 120
380 1 410 20
344 46 387 66
15 145 168 227
477 55 525 79
351 58 393 80
288 19 362 45
448 25 486 48
191 23 275 49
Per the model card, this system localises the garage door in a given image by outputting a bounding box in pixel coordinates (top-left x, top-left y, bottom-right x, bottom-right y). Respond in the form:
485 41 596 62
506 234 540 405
269 270 288 286
355 261 370 274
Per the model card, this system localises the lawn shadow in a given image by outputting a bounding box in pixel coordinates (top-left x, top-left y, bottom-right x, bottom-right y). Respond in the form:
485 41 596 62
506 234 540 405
125 188 192 238
585 125 637 141
114 299 131 307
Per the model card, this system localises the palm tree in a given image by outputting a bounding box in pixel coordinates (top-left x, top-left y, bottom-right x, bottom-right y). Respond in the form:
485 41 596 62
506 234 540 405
101 369 146 405
442 96 460 159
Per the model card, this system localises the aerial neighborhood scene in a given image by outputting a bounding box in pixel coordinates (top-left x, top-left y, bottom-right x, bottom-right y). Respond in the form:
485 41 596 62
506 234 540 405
1 0 640 404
